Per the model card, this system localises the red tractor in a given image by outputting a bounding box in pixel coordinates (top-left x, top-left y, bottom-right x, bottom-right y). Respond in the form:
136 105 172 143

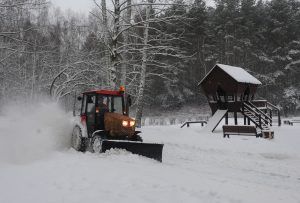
71 87 163 161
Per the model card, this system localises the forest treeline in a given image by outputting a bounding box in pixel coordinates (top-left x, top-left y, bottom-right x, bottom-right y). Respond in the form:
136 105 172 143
0 0 299 117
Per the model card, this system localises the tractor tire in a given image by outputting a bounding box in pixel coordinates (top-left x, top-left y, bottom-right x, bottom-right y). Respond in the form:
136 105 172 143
71 126 86 152
91 135 104 153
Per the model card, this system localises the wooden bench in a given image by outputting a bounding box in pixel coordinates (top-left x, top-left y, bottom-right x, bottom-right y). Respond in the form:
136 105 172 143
181 121 207 128
223 125 259 138
285 120 300 126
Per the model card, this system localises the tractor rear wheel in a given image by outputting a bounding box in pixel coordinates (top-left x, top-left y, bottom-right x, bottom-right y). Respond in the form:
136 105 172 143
92 135 103 153
71 126 86 152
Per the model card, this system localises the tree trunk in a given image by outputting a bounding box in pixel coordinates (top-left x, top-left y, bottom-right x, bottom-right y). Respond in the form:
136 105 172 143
101 0 111 87
111 0 121 89
120 0 132 87
31 40 37 100
135 0 152 127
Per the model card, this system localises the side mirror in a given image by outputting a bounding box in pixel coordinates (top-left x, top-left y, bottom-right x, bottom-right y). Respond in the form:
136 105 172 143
77 96 82 101
127 95 132 107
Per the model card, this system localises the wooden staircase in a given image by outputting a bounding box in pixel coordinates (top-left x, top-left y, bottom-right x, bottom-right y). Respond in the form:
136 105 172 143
242 102 271 131
240 100 281 139
252 100 281 127
242 101 281 130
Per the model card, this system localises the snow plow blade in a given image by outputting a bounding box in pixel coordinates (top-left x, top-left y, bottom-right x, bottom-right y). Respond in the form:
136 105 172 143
101 140 164 162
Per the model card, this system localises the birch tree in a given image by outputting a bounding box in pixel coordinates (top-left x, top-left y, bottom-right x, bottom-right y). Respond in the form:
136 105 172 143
0 0 49 102
135 0 151 126
120 0 132 86
91 0 187 88
100 0 111 85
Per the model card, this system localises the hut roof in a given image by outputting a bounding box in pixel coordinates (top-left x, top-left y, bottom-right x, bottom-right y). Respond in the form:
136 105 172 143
198 64 262 85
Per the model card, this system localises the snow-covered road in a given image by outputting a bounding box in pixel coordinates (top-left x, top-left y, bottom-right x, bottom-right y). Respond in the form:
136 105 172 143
0 104 299 203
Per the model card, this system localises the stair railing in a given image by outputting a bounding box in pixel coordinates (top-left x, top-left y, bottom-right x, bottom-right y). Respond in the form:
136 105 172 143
253 98 281 127
266 101 281 126
247 101 272 126
242 102 270 130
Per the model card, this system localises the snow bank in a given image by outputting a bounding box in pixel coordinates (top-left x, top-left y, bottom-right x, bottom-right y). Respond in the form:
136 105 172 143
1 124 300 203
0 101 72 164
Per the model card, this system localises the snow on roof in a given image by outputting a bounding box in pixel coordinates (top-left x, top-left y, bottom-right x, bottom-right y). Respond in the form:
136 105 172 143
217 64 262 84
198 64 262 85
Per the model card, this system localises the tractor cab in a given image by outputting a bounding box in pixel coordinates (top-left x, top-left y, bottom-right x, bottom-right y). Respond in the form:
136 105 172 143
78 88 135 138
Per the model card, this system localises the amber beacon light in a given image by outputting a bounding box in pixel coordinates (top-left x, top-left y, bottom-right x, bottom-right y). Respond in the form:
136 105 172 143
119 86 125 92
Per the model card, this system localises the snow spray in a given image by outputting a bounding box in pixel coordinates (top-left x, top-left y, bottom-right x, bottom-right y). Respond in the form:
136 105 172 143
0 101 73 164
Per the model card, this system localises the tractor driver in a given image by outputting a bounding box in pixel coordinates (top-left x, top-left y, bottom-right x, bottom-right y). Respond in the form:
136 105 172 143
96 96 109 130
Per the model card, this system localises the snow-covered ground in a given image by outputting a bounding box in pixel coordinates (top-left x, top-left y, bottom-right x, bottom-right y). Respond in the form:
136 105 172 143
0 103 300 203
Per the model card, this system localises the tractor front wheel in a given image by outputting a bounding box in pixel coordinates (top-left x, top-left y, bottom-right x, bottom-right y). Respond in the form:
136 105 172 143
71 126 86 152
92 135 103 153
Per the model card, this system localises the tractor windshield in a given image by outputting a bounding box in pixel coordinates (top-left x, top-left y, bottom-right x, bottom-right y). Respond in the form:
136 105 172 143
112 96 123 114
97 95 124 114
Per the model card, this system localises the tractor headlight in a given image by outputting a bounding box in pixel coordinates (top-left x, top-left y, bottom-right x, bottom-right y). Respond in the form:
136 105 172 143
122 120 129 127
129 120 135 127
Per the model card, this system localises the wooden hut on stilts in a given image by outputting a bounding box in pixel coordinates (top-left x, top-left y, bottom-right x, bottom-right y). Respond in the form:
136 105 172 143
198 64 280 138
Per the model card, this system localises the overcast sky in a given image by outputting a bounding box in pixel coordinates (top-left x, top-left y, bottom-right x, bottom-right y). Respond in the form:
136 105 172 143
50 0 214 14
50 0 94 14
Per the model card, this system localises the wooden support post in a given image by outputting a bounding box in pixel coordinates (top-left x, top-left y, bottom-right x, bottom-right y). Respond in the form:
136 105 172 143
234 112 238 125
225 113 228 125
278 110 281 126
264 109 268 125
244 115 247 125
270 110 272 126
248 117 250 125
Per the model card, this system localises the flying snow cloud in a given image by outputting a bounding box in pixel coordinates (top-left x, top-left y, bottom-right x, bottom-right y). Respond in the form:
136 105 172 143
0 101 73 164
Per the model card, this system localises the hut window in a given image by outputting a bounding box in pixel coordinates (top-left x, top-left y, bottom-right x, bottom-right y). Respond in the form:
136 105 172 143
227 95 234 101
220 95 226 102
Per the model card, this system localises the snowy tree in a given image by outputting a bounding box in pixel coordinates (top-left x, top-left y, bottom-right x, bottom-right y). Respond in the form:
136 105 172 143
0 0 299 114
